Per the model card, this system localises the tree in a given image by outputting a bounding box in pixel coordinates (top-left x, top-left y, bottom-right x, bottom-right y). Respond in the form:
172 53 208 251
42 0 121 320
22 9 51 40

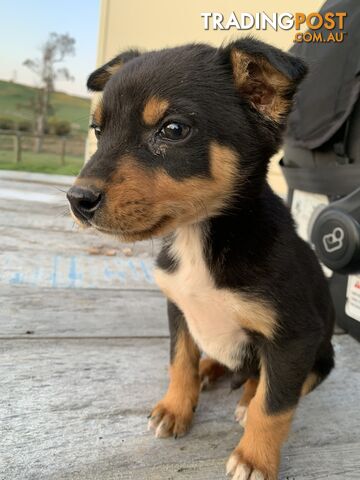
23 33 75 152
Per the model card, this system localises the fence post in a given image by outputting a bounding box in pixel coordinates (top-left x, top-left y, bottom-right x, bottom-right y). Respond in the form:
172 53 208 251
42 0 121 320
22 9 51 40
60 137 66 165
33 135 43 153
13 132 22 163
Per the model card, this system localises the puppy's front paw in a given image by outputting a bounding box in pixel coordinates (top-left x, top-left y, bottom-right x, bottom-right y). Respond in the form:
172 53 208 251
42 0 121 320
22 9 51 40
234 405 247 427
148 398 194 439
226 449 273 480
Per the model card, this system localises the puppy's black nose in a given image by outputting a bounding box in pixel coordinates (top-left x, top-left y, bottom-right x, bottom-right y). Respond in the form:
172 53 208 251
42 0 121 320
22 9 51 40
67 186 102 220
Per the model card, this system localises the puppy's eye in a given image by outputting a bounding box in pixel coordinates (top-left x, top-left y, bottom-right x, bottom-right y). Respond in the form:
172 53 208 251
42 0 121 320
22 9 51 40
160 122 190 141
90 123 102 139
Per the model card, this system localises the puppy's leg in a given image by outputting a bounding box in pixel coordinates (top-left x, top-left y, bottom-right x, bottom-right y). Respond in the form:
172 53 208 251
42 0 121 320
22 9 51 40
227 371 294 480
234 377 258 426
227 340 315 480
199 357 228 390
302 340 334 396
148 301 200 438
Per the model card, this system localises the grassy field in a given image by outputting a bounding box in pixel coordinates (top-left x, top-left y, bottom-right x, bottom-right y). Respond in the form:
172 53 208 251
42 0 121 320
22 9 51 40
0 80 91 134
0 149 83 176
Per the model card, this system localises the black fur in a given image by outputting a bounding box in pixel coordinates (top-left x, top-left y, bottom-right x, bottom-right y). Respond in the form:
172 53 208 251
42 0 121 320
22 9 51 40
164 186 335 413
81 40 306 187
167 300 187 362
87 49 141 91
73 37 334 420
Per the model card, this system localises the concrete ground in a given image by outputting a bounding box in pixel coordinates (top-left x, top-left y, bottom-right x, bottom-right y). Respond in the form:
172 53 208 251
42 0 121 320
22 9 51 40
1 171 359 480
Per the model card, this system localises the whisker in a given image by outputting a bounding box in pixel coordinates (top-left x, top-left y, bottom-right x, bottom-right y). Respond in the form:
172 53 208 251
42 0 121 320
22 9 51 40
50 186 68 194
54 208 70 219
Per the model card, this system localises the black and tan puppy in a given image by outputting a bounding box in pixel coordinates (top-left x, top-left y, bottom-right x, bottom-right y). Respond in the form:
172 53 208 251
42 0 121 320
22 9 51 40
67 38 335 480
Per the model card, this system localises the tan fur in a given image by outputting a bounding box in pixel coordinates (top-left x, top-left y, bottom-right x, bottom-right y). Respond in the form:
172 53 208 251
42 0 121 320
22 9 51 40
107 63 123 77
229 367 294 479
92 104 103 125
238 378 259 407
75 176 105 189
142 97 169 126
148 329 200 437
69 208 86 227
85 142 239 241
199 357 228 386
230 49 291 122
155 225 277 370
234 301 276 339
301 371 319 396
166 330 201 408
90 63 123 90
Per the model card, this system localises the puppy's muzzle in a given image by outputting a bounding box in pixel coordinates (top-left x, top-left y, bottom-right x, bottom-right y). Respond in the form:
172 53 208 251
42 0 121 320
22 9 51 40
67 185 102 222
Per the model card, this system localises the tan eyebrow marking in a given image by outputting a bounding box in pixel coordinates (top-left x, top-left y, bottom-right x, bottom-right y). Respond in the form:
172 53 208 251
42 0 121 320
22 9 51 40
142 96 169 126
92 103 103 125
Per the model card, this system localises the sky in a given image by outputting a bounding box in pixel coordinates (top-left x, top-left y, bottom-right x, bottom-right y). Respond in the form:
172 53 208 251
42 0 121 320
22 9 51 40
0 0 100 97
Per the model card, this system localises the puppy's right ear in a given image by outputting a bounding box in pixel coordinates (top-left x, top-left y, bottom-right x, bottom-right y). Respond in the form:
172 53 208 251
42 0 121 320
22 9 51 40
87 49 141 92
219 38 307 123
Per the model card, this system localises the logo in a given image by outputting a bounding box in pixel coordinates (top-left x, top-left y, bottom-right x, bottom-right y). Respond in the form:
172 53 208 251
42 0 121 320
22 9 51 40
322 227 345 253
293 12 347 43
200 12 348 43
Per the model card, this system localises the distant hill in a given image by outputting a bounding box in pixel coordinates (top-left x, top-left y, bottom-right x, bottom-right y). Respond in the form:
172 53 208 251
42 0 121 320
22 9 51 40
0 80 91 135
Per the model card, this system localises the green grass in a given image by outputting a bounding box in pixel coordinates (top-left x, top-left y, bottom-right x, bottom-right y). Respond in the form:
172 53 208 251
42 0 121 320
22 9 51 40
0 80 91 133
0 149 83 176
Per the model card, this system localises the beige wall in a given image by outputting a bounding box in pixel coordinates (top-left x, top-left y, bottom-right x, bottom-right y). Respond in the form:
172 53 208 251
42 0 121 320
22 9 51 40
87 0 324 194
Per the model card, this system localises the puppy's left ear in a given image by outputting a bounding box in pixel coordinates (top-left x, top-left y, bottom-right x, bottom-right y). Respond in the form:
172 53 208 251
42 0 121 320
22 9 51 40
220 38 307 122
87 49 141 92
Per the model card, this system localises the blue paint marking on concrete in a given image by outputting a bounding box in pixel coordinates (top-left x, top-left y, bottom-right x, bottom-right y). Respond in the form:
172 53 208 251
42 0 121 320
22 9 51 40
116 261 127 283
104 260 126 283
68 256 82 287
0 252 156 289
140 260 154 284
10 272 22 285
127 260 138 280
2 255 13 283
51 255 59 288
32 267 41 285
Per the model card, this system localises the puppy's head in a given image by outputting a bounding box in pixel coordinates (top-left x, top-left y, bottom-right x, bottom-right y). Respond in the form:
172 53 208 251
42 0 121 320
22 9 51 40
67 38 306 241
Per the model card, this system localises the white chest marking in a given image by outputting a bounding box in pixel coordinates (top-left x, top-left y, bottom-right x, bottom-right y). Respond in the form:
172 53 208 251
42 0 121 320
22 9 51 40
155 226 252 370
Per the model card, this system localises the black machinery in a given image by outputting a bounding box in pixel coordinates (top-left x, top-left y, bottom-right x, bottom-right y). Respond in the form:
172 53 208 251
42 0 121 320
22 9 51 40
281 0 360 340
